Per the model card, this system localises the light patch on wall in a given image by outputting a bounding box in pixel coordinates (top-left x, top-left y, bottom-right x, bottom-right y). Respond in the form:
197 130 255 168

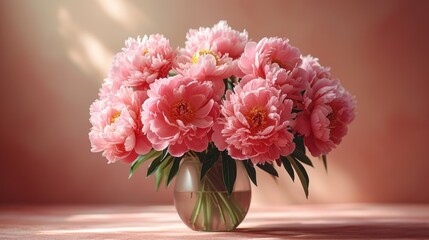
67 48 91 74
79 33 112 77
95 0 150 31
58 6 113 80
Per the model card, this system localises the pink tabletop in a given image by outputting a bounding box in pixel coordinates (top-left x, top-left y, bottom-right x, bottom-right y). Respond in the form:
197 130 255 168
1 204 428 239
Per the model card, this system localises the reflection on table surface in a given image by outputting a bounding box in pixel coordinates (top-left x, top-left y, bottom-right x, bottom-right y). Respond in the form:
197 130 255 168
1 204 428 239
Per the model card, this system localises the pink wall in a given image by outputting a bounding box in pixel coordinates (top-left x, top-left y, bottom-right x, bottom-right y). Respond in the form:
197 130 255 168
1 0 429 205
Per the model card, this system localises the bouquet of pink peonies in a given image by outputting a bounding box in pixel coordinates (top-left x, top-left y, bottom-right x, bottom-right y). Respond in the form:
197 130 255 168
89 20 355 203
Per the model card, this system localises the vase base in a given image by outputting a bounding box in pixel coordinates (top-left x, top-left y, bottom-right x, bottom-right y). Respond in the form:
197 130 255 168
174 190 251 232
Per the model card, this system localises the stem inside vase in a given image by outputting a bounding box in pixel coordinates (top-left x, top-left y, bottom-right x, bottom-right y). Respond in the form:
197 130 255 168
174 157 251 231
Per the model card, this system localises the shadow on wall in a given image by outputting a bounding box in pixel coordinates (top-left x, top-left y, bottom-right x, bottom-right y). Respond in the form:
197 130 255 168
1 0 429 205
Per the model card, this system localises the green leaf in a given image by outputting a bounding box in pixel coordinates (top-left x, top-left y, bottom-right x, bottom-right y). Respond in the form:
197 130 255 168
155 155 173 190
195 151 206 163
322 154 328 172
129 150 161 179
168 71 177 77
167 157 182 186
280 156 294 181
200 148 220 180
223 78 235 95
227 80 234 92
287 155 309 198
242 160 257 186
256 162 279 177
221 151 237 196
291 108 303 114
291 149 313 167
293 135 306 154
147 148 169 177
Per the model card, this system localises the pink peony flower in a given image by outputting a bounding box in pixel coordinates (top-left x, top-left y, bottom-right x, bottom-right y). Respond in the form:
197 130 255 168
98 78 121 100
89 87 152 163
174 51 229 100
212 78 296 164
300 55 332 85
105 34 176 95
174 21 248 99
141 75 220 157
238 63 309 111
185 20 248 60
238 37 302 79
241 63 309 105
295 78 356 157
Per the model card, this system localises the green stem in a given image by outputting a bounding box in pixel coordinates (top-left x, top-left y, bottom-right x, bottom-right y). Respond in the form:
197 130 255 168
209 193 226 227
217 191 238 226
191 191 203 228
204 188 211 230
205 176 239 227
188 150 199 159
189 159 245 231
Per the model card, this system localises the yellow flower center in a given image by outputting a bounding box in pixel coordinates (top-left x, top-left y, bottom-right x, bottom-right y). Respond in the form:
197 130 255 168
192 49 219 65
110 112 121 124
246 106 267 133
171 100 194 123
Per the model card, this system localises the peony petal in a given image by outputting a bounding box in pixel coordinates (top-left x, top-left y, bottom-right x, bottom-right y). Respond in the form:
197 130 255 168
212 121 228 151
192 118 213 128
168 142 189 157
185 136 208 153
124 134 136 151
121 151 138 164
195 99 214 118
188 94 206 110
134 135 152 155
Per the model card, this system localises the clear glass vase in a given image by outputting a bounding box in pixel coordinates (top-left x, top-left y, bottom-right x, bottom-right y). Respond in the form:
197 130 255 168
173 155 251 231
